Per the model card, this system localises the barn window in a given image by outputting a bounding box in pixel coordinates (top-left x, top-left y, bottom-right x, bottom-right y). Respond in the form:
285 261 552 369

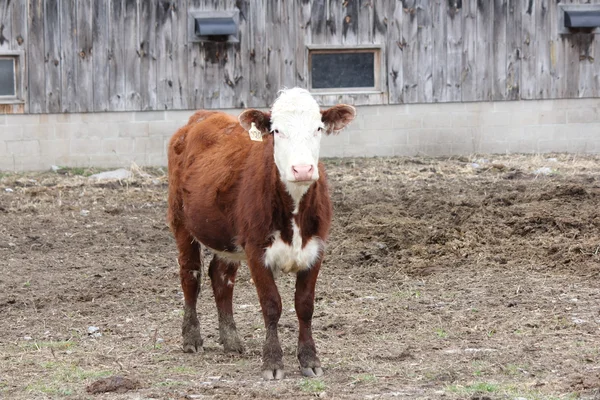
308 47 381 93
0 52 23 103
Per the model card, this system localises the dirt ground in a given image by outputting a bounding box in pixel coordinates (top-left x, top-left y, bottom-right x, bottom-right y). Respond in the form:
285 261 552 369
1 154 599 400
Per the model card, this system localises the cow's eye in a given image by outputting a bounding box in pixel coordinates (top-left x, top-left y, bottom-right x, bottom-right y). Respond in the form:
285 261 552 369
273 129 285 138
315 127 323 136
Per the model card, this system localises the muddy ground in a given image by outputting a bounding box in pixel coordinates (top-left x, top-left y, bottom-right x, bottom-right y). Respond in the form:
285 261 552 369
1 154 599 400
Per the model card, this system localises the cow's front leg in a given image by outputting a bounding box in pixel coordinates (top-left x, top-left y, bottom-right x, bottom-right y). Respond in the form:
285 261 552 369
247 253 284 380
295 260 323 377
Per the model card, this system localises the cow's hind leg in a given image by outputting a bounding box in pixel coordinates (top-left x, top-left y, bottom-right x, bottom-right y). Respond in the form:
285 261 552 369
295 261 323 377
175 229 204 353
208 256 244 353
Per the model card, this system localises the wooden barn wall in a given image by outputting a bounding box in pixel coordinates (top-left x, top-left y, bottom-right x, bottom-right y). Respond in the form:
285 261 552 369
1 0 599 113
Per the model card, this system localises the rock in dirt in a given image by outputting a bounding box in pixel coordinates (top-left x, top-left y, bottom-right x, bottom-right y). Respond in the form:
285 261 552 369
89 169 132 181
86 376 140 394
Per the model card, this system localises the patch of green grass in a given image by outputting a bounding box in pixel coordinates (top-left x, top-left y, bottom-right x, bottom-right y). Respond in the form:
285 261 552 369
21 340 76 351
502 363 527 376
448 381 498 394
393 290 422 299
471 361 489 377
447 382 578 400
298 378 326 393
171 365 197 374
434 328 448 339
23 281 30 288
351 374 377 384
26 383 73 396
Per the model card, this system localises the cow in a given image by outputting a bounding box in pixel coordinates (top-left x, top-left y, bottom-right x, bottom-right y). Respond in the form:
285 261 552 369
167 87 356 380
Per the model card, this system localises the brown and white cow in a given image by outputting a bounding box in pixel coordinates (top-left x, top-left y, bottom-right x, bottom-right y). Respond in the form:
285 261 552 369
167 88 355 380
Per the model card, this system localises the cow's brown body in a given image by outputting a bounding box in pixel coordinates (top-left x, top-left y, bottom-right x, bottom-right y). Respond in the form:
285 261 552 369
167 110 333 378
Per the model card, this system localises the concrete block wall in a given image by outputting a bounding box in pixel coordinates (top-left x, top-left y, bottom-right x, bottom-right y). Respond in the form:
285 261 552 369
0 98 599 171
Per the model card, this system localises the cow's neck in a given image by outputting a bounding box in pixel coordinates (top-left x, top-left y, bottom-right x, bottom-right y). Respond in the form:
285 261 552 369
283 181 311 214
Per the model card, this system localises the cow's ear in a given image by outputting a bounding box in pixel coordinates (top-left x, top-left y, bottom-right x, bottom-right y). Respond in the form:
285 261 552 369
238 109 272 136
321 104 356 134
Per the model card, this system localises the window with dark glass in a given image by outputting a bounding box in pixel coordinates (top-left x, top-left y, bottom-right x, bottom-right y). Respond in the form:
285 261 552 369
0 58 16 97
309 49 379 91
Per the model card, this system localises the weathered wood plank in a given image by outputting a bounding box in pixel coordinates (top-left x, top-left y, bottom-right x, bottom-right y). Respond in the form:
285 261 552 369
371 0 390 105
432 0 447 102
280 0 296 89
520 0 536 99
461 0 476 102
172 0 189 109
60 0 77 112
547 0 563 99
92 1 110 111
387 0 403 104
326 0 342 46
247 0 267 107
233 0 250 108
264 0 280 104
577 33 595 98
76 0 94 112
0 0 13 51
11 0 27 112
402 0 419 103
295 0 311 90
140 0 158 110
342 0 359 45
44 0 61 113
156 0 174 109
357 0 372 45
475 0 492 101
124 0 141 110
492 0 507 100
416 0 432 103
187 0 204 110
446 0 463 102
506 0 521 100
109 0 126 110
535 0 550 99
201 0 223 109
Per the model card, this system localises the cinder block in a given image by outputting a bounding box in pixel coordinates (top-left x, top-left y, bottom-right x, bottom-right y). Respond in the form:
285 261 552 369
553 98 600 110
0 125 23 141
89 122 119 138
134 110 166 121
146 153 168 166
320 145 345 158
321 131 349 146
56 123 89 140
392 114 422 129
362 114 393 131
348 129 378 146
118 122 149 137
81 111 133 123
116 138 135 154
421 113 455 129
539 110 567 125
71 138 103 155
538 139 571 153
451 112 480 128
377 129 408 146
134 136 165 154
393 144 419 157
165 110 195 121
479 141 509 154
480 112 512 127
39 140 70 157
0 115 5 125
23 124 55 140
343 145 394 157
567 108 600 124
5 114 40 125
6 140 40 156
149 120 184 137
0 156 15 171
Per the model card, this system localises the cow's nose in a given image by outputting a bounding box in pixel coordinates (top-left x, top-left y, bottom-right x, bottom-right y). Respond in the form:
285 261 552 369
291 164 314 181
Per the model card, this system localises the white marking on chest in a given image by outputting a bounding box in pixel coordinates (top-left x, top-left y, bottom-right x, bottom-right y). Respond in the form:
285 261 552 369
264 220 324 274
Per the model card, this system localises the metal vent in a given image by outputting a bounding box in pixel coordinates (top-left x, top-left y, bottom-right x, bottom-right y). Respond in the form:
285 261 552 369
188 10 239 43
564 9 600 29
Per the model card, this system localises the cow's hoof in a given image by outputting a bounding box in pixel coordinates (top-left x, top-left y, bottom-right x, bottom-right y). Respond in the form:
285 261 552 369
182 332 204 353
223 337 244 353
262 369 285 380
301 367 324 377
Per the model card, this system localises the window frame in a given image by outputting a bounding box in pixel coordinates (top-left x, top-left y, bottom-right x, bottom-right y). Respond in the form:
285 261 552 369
307 45 383 95
0 51 25 104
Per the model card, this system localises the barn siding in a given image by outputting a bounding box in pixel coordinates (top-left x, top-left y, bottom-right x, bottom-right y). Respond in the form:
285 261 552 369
4 0 600 114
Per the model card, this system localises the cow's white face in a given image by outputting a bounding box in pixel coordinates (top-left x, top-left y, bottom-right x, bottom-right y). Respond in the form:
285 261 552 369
270 88 324 184
239 87 356 205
